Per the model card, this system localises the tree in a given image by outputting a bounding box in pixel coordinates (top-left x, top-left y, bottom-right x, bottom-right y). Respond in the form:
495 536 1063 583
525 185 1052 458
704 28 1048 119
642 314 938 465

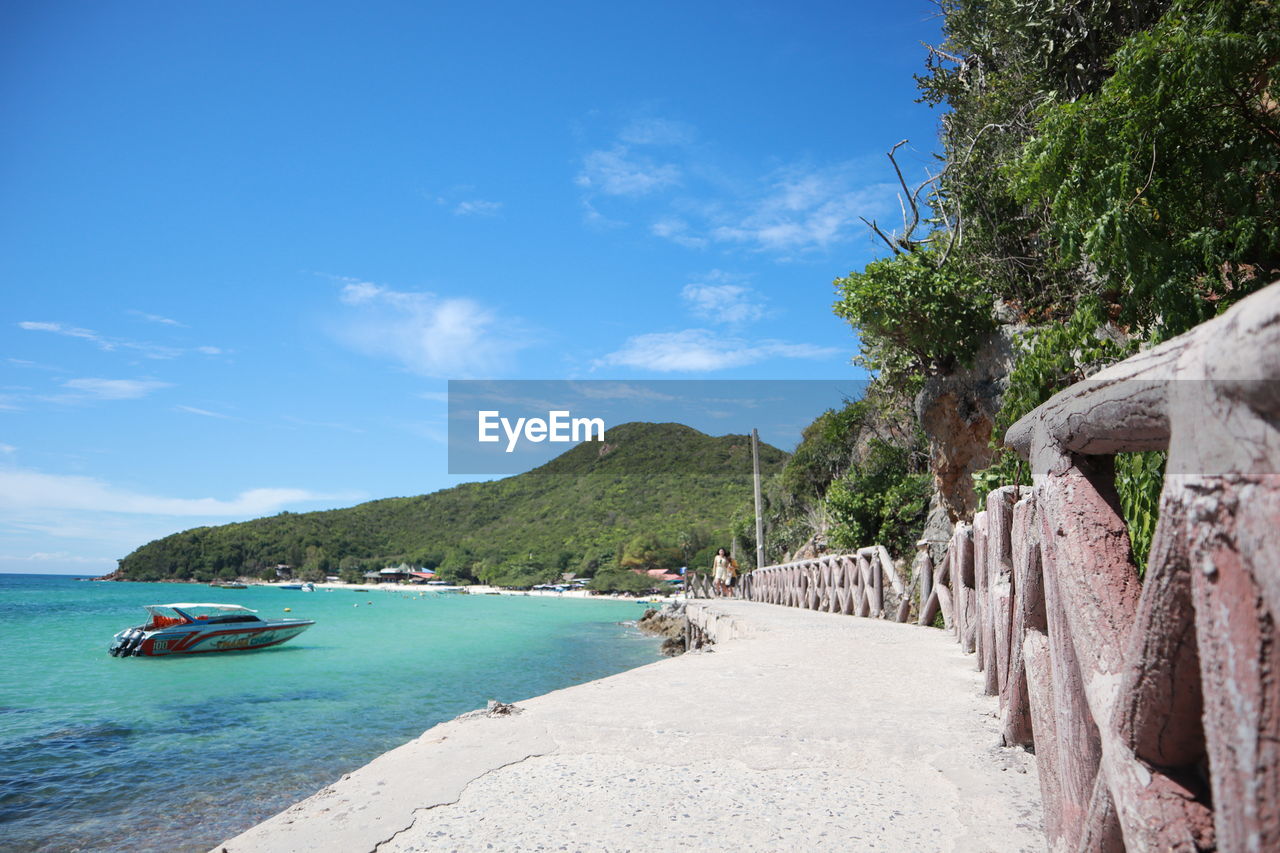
618 534 681 573
1012 0 1280 338
823 440 931 559
588 566 654 595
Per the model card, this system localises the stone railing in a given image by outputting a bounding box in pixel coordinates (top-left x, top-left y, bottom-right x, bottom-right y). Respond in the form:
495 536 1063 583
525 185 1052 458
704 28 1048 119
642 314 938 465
718 281 1279 851
737 546 914 622
979 282 1280 852
685 571 716 599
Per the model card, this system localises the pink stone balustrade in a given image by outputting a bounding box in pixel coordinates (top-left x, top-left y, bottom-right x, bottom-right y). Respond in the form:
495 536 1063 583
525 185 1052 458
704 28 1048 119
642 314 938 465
711 280 1280 852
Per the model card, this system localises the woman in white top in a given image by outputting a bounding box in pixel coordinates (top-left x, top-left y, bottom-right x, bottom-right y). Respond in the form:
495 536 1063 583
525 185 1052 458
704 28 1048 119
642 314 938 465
712 547 732 597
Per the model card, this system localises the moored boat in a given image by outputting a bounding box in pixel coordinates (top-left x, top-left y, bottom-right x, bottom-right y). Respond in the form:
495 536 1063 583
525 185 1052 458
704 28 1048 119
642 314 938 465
108 603 314 657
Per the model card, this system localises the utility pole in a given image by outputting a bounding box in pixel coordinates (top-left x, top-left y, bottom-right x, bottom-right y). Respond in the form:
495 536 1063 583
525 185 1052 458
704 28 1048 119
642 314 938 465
752 428 765 571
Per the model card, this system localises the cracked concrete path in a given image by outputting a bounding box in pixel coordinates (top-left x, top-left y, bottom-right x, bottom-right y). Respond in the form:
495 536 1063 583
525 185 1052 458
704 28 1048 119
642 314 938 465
213 601 1043 853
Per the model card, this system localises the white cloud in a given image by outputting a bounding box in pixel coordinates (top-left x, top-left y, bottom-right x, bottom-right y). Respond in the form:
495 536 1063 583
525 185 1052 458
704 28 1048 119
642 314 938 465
0 443 15 454
18 320 208 360
60 378 171 400
681 273 768 325
571 115 901 255
339 280 383 304
581 198 625 230
619 117 695 146
454 199 503 217
195 346 223 355
8 358 65 372
566 381 676 402
19 321 104 344
596 329 841 372
575 146 681 196
651 218 708 249
703 167 897 254
176 405 235 419
333 280 529 378
129 310 185 327
0 469 356 517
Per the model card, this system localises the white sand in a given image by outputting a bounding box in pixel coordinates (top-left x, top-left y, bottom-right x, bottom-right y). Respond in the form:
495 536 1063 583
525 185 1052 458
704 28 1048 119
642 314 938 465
214 600 1043 853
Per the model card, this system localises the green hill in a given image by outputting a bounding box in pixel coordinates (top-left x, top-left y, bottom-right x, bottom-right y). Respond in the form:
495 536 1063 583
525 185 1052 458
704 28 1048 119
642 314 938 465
116 422 787 585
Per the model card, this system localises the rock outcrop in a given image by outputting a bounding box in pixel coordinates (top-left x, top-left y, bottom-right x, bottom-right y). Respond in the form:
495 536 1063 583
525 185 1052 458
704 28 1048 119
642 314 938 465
916 322 1022 522
636 604 687 656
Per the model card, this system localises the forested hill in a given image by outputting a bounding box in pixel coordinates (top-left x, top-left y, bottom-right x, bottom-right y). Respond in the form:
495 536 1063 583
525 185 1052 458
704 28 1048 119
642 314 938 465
115 422 787 584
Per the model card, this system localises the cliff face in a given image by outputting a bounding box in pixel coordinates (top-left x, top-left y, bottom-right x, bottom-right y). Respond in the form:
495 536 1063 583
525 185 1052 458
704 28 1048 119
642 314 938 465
916 322 1023 523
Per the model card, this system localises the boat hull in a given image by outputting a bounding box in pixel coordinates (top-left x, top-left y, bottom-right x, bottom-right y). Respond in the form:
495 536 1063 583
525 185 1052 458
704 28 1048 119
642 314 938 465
110 620 313 656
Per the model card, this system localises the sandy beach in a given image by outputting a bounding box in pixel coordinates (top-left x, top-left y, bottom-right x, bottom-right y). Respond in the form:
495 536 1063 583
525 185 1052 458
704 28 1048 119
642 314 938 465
215 599 1043 852
250 580 680 603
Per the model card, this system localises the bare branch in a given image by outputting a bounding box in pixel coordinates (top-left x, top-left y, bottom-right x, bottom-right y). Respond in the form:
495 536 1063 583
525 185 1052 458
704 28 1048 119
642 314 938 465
886 140 924 247
860 216 903 255
921 41 963 65
1127 143 1158 208
938 193 963 268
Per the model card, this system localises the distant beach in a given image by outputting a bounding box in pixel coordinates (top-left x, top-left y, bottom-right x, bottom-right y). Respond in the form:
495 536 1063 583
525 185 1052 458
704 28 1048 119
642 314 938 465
227 579 682 603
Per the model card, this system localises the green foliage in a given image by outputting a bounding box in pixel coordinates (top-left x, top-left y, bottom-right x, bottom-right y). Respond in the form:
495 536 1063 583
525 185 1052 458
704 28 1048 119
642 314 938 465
774 404 863 505
1116 450 1166 572
1012 0 1280 337
478 560 557 589
978 296 1164 568
755 385 927 564
118 423 786 584
833 249 996 379
996 299 1132 440
823 439 932 560
618 534 681 572
916 0 1172 316
729 506 756 571
587 566 655 595
976 297 1135 503
823 0 1268 579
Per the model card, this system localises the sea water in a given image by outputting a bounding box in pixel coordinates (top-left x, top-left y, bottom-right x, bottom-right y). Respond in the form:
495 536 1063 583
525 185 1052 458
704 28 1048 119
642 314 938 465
0 574 663 853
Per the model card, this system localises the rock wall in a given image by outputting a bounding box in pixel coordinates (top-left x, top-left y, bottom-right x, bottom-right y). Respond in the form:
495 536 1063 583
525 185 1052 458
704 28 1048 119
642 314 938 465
917 321 1022 523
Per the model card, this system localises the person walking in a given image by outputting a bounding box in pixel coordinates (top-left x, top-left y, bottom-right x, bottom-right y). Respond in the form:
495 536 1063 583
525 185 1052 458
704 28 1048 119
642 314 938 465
712 547 732 596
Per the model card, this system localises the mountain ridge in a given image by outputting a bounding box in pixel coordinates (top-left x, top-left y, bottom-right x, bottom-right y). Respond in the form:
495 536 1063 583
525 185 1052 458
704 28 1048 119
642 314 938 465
115 421 788 583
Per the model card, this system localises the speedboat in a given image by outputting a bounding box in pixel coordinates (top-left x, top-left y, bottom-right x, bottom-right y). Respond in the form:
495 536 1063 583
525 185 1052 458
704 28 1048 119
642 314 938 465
108 603 314 657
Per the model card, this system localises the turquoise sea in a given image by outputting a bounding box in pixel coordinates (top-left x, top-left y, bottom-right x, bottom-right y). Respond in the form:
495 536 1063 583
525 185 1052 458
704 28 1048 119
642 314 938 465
0 574 662 853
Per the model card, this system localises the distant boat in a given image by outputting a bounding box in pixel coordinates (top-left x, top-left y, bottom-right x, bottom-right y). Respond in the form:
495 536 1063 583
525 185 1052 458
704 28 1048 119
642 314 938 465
108 603 314 657
209 582 247 589
276 584 304 590
300 582 315 592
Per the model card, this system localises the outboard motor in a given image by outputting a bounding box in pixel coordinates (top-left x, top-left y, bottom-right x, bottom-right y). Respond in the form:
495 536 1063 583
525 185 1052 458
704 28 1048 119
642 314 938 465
109 627 146 657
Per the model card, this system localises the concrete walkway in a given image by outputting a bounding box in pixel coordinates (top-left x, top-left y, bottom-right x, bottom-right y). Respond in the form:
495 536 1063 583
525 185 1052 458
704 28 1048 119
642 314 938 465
215 601 1043 853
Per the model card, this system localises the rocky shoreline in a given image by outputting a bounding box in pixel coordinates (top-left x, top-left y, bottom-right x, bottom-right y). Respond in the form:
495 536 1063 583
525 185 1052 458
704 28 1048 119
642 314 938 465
634 602 688 655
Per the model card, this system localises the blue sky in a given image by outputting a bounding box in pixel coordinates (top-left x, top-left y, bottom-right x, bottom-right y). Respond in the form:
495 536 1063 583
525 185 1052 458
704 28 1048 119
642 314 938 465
1 1 943 574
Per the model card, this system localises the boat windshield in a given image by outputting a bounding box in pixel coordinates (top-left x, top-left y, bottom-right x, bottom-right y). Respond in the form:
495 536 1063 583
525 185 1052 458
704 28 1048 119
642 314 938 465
144 603 258 627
